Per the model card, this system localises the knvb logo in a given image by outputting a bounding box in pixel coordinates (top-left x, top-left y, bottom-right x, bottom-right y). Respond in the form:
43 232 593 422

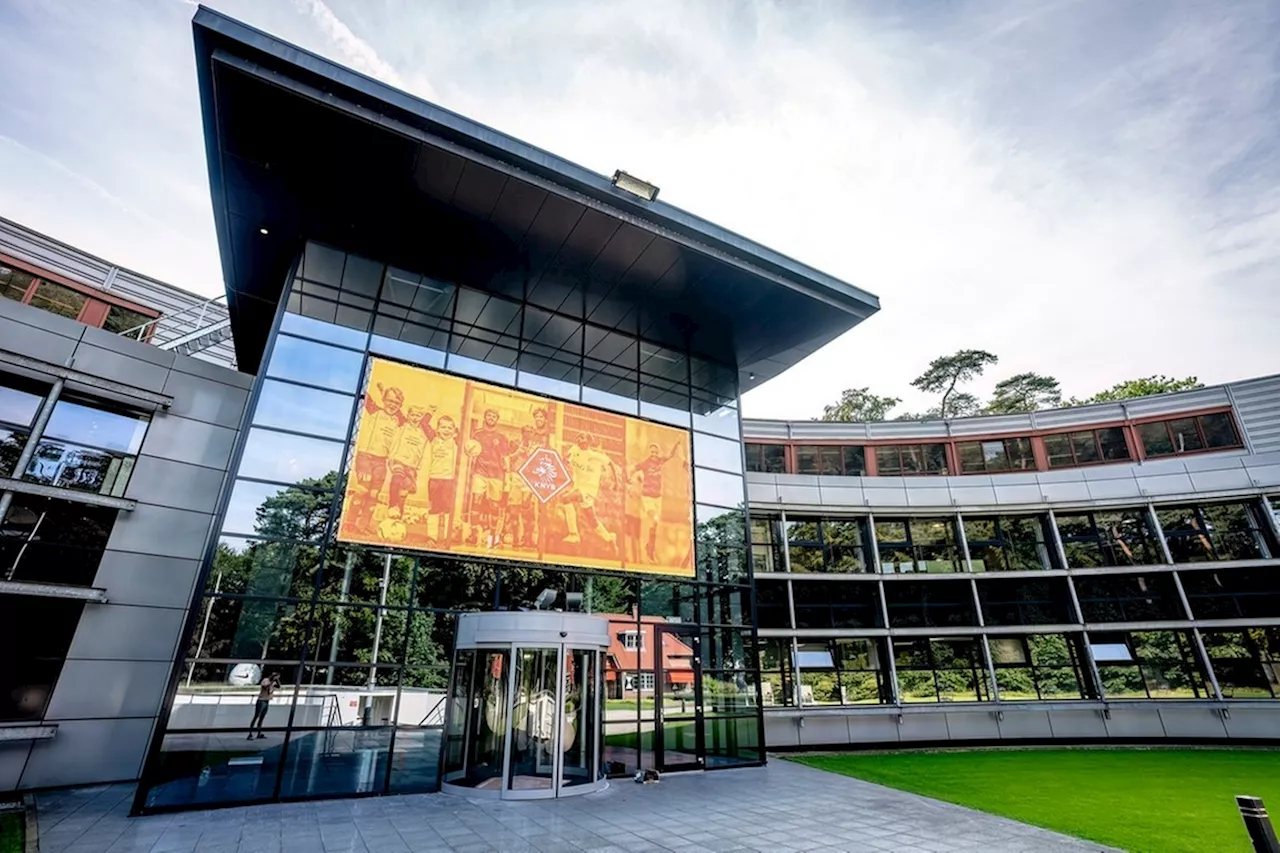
518 447 572 503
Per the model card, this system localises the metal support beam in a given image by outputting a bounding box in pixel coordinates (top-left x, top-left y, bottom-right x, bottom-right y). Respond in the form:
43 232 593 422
0 351 172 409
0 477 137 511
0 581 107 603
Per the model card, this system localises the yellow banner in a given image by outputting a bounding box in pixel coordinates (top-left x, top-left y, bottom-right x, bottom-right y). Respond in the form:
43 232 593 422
337 358 695 577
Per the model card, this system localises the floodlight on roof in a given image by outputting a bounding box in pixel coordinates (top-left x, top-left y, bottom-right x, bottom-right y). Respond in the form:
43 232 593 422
611 170 659 201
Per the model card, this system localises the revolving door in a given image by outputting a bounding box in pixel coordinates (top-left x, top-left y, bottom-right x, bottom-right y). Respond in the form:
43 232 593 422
440 611 608 799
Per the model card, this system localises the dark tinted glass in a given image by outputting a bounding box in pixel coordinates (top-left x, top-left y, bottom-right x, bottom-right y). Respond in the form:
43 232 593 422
1138 422 1174 456
1167 418 1204 453
1098 427 1130 460
0 595 84 721
1199 413 1239 448
0 496 117 586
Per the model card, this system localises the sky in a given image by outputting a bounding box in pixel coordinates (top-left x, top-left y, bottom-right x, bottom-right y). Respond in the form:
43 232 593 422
1 0 1278 419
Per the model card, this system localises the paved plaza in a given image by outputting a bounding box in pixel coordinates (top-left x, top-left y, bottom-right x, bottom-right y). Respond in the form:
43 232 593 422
33 759 1116 853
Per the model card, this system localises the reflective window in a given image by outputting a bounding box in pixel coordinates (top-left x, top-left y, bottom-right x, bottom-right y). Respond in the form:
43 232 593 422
1091 631 1207 699
874 443 947 476
694 467 744 509
1044 427 1130 468
29 279 86 319
785 517 869 573
1138 413 1242 457
280 311 370 350
796 444 866 476
0 262 158 334
1056 508 1159 567
956 437 1034 473
750 516 784 573
1156 502 1268 562
883 580 977 627
875 517 962 573
976 577 1074 626
252 381 353 441
753 580 790 629
0 496 117 586
24 398 148 497
222 481 334 541
990 635 1088 700
693 432 743 474
893 637 989 703
102 305 154 336
449 287 520 370
0 595 85 721
744 443 785 474
1074 572 1185 622
964 515 1056 571
793 638 891 706
692 396 740 439
0 376 44 429
0 264 37 302
266 334 364 392
207 537 322 600
239 428 345 486
1181 568 1280 620
1200 630 1280 699
791 581 881 629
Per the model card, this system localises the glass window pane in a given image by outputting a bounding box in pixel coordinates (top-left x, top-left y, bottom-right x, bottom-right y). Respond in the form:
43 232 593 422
24 439 136 497
101 305 154 335
1097 427 1130 461
1 496 116 586
694 467 744 509
239 428 344 486
981 441 1009 471
266 335 364 392
693 432 743 474
841 446 866 476
1138 422 1175 457
1070 431 1099 465
43 399 148 454
279 310 370 350
1168 418 1204 453
0 265 36 302
1199 413 1239 448
207 536 322 599
1043 434 1073 467
222 481 333 540
29 280 86 319
692 399 740 439
253 381 353 441
0 380 43 429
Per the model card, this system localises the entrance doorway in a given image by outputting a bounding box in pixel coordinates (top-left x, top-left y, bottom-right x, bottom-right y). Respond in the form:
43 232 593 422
653 623 704 772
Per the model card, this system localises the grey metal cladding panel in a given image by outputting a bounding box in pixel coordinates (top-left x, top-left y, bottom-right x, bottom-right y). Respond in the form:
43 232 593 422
797 715 852 747
1246 464 1280 489
1135 472 1196 497
1084 476 1144 502
846 714 901 743
1188 467 1256 492
747 480 781 506
1037 480 1094 503
943 710 1001 740
897 713 950 741
68 342 171 393
762 715 801 748
171 350 253 388
777 484 822 505
865 421 949 440
78 325 178 369
1046 709 1109 738
138 413 238 471
93 551 203 609
1179 452 1248 473
1100 707 1166 738
106 503 217 560
993 483 1044 505
1124 387 1231 417
864 486 910 508
1232 375 1280 453
160 369 249 426
124 455 228 514
0 313 80 365
0 218 114 287
1221 706 1280 739
995 709 1053 739
0 744 31 790
65 603 187 662
947 485 998 507
819 484 866 508
1032 403 1128 429
1156 706 1228 739
18 716 152 789
947 414 1034 437
905 487 954 510
43 659 171 721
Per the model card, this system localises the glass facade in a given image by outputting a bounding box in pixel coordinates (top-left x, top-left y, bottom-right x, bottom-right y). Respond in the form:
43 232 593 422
749 499 1280 709
138 242 760 811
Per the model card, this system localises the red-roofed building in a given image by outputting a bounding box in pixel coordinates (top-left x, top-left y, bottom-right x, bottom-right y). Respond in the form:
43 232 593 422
600 614 695 698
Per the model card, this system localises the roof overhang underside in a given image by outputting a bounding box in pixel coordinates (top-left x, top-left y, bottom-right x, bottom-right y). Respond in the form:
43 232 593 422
192 8 880 378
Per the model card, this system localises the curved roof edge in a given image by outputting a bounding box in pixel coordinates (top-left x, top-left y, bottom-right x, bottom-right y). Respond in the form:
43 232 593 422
743 373 1280 451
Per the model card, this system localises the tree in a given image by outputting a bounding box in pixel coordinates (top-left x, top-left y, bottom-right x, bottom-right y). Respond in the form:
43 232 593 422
820 387 900 423
910 350 998 418
1071 375 1203 405
986 372 1062 414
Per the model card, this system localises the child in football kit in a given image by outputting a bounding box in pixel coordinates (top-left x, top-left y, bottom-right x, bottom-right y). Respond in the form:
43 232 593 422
387 405 433 517
424 415 460 544
351 384 404 532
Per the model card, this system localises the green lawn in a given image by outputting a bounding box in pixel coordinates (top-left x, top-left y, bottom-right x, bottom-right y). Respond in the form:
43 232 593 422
789 748 1279 853
0 811 22 853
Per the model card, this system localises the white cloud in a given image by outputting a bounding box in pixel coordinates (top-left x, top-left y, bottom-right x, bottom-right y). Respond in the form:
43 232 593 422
0 0 1276 418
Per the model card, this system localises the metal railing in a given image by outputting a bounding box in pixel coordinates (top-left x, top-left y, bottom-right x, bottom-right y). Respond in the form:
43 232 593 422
116 292 231 353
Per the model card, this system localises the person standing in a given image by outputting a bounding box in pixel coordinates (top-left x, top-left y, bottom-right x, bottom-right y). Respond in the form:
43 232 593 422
248 672 281 740
425 415 460 545
632 442 681 563
562 432 621 552
351 385 404 532
467 408 511 547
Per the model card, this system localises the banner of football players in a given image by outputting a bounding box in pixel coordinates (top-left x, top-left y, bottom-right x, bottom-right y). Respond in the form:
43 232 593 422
336 358 695 577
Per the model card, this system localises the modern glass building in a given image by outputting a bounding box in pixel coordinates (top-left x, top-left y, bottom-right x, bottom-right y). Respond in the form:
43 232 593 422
0 6 1278 814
